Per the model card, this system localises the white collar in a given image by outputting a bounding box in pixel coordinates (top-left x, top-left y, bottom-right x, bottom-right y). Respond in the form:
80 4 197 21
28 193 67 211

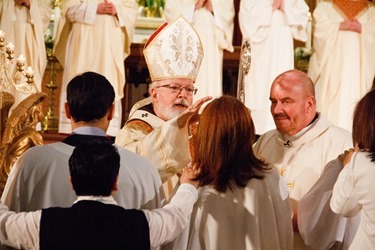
74 196 118 205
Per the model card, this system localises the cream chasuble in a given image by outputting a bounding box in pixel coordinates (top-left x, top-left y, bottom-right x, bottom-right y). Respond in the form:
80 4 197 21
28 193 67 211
115 97 192 198
253 114 352 248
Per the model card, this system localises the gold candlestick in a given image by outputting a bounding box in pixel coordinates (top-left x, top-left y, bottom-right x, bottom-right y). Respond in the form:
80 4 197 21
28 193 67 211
41 49 60 131
0 35 36 108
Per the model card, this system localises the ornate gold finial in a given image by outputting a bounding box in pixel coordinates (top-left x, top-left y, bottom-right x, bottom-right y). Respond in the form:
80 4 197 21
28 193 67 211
237 38 251 104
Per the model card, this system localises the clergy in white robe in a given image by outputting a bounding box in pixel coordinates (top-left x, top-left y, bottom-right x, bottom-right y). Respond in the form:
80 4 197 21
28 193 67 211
255 115 353 248
54 0 138 136
115 97 191 189
308 0 375 132
1 72 164 213
330 88 375 249
0 0 52 106
115 17 208 196
164 0 235 101
239 0 309 135
253 69 353 248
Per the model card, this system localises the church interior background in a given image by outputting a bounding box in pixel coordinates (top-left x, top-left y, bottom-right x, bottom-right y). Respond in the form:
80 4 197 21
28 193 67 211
1 0 320 146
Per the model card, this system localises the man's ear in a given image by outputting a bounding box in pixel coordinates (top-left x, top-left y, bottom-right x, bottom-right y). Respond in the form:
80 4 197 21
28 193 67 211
306 95 316 113
107 104 115 121
69 176 74 191
65 103 72 119
151 88 158 103
112 176 119 192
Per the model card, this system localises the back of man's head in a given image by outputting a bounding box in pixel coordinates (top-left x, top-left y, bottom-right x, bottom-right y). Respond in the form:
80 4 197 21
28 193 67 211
69 142 120 196
67 72 115 122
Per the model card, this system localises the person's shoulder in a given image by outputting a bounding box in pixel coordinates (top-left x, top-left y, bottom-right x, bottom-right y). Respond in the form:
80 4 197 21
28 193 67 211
317 114 351 138
25 141 71 156
125 119 153 134
128 97 153 118
324 123 351 141
354 152 374 165
18 142 72 171
255 129 277 145
116 146 156 170
258 129 277 138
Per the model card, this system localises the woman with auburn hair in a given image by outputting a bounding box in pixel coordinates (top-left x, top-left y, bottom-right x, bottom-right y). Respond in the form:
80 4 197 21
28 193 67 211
174 96 293 250
331 88 375 249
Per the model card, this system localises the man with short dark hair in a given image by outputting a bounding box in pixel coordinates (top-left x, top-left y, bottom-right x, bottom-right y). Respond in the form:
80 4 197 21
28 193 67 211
1 72 163 212
0 142 199 249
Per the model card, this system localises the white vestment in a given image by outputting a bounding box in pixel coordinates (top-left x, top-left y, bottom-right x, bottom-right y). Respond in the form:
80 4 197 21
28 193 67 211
167 168 293 250
164 0 235 101
331 152 375 249
239 0 309 135
0 0 51 106
299 158 360 249
1 129 164 212
308 2 375 132
253 114 352 248
54 0 138 136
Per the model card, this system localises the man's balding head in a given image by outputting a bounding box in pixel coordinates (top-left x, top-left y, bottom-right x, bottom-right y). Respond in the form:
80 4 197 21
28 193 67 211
269 70 316 136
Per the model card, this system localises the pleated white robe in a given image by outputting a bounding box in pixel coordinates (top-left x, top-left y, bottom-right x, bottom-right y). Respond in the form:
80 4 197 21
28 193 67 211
54 0 138 136
239 0 309 135
308 2 375 132
164 0 235 101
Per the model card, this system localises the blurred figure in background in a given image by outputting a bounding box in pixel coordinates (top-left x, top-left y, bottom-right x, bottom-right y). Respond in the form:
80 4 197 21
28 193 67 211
54 0 138 136
0 0 52 106
164 0 235 101
239 0 309 135
308 0 375 132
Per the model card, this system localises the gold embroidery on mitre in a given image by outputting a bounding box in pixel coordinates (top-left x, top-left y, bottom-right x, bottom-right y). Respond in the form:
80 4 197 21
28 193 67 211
143 16 204 82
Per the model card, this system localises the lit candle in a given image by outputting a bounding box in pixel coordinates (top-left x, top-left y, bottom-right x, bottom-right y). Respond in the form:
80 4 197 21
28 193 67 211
6 42 15 52
0 30 4 39
26 66 34 77
305 12 312 50
17 54 26 65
